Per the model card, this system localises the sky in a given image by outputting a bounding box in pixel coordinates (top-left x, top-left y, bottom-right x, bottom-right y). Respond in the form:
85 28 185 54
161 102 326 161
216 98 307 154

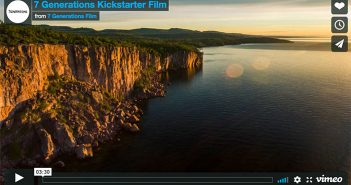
0 0 336 37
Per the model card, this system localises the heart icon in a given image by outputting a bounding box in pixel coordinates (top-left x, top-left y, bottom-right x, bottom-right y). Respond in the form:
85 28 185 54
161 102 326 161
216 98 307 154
334 2 345 10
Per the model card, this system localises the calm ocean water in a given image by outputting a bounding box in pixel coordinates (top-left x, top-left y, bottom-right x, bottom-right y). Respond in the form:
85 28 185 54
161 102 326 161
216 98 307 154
63 43 351 174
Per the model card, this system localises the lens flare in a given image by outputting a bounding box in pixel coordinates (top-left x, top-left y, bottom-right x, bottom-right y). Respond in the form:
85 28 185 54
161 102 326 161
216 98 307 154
252 57 271 71
225 64 244 78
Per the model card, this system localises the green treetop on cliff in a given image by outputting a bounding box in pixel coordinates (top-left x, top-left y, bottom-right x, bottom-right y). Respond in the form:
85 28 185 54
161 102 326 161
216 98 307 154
0 24 200 56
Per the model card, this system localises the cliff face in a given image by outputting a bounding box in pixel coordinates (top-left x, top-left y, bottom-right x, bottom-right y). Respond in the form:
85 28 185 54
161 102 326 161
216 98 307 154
0 44 203 122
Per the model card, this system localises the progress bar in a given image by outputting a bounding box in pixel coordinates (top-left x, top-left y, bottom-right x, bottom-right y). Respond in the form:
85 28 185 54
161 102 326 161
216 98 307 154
42 176 273 184
37 172 348 185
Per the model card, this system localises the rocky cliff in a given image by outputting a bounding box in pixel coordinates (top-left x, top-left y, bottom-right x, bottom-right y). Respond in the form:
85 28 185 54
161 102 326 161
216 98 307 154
0 44 202 178
0 44 203 122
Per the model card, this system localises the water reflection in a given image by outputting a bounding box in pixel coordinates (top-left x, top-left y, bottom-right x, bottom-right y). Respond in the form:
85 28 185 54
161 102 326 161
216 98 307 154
162 66 203 83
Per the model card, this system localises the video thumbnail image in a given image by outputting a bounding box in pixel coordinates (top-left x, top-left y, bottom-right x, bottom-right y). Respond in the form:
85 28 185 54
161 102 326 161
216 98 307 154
0 0 350 185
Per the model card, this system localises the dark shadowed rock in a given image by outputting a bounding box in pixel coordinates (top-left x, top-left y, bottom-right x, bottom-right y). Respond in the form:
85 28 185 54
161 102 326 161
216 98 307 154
75 144 93 159
54 161 65 168
122 122 140 133
129 115 140 123
53 122 76 153
37 129 55 162
130 124 140 133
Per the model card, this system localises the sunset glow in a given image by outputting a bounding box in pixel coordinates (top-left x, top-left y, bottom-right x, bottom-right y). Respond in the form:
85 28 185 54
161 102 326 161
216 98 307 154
0 0 333 37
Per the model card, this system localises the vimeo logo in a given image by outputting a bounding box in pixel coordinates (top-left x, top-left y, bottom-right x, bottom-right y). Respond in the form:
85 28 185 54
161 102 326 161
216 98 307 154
316 175 343 183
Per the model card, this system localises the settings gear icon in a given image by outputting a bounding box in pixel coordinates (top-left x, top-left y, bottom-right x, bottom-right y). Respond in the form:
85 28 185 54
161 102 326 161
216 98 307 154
294 176 302 184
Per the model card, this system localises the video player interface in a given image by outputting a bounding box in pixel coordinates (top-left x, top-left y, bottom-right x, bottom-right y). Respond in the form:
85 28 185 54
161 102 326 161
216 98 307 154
0 0 350 185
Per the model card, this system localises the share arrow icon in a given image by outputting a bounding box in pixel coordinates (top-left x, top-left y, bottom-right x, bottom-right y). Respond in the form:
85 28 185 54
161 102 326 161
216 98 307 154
335 39 345 48
332 36 348 52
